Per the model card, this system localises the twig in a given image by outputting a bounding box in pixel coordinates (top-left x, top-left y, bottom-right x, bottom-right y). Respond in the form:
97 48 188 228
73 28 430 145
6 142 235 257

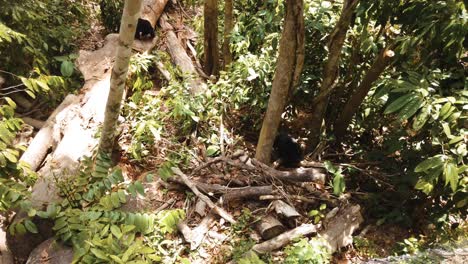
154 197 176 214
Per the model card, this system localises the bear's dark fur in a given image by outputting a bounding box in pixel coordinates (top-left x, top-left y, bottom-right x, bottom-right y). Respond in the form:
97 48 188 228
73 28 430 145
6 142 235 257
272 132 303 168
135 18 155 40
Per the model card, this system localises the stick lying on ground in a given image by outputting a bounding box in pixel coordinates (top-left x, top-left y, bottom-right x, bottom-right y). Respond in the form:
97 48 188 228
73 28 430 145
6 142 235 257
172 167 236 224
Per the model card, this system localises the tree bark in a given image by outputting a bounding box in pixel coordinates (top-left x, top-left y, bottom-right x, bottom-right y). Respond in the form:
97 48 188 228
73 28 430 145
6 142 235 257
255 0 305 164
98 0 143 155
306 0 359 151
203 0 220 76
222 0 233 68
334 47 393 138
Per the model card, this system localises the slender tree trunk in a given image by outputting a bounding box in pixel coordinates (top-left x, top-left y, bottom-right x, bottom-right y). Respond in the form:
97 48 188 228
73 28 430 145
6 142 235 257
334 47 394 138
306 0 359 151
222 0 233 68
255 0 305 164
98 0 143 155
204 0 220 76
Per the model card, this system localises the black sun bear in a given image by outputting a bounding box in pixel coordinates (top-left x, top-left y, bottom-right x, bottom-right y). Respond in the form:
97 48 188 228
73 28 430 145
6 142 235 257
135 18 155 40
272 132 303 168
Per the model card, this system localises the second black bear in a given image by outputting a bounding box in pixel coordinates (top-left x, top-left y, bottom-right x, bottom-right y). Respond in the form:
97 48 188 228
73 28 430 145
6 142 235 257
273 132 303 168
135 18 155 40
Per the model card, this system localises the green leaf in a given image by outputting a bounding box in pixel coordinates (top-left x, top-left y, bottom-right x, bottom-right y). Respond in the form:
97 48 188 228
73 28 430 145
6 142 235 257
384 93 415 114
117 190 126 203
323 161 336 173
206 145 219 157
111 192 121 208
60 61 74 77
415 179 434 195
444 163 458 192
134 181 145 196
308 210 319 216
412 105 430 131
53 217 68 230
24 219 38 233
16 223 27 235
90 248 109 260
448 136 463 145
109 255 125 264
332 174 345 196
397 98 423 121
100 224 110 237
110 225 122 239
442 123 451 137
2 150 17 163
414 157 443 172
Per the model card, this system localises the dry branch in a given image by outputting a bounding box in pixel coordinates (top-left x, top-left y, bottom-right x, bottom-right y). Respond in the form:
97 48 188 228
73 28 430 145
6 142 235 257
172 167 236 224
251 159 326 184
252 224 318 253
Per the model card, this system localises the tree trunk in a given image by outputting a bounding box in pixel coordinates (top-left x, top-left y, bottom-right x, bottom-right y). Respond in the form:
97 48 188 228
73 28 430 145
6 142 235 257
222 0 233 68
306 0 359 151
334 47 394 138
203 0 220 76
98 0 143 155
255 0 305 164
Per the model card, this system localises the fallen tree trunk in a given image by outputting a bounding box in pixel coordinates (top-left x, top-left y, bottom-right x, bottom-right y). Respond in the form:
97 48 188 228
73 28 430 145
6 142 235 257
159 14 206 94
140 0 169 28
320 204 363 252
19 94 78 172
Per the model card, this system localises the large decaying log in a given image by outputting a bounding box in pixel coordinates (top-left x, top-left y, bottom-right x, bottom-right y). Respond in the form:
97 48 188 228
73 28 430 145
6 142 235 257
19 94 78 172
140 0 169 28
31 34 120 208
319 204 363 252
7 35 120 261
159 14 206 94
